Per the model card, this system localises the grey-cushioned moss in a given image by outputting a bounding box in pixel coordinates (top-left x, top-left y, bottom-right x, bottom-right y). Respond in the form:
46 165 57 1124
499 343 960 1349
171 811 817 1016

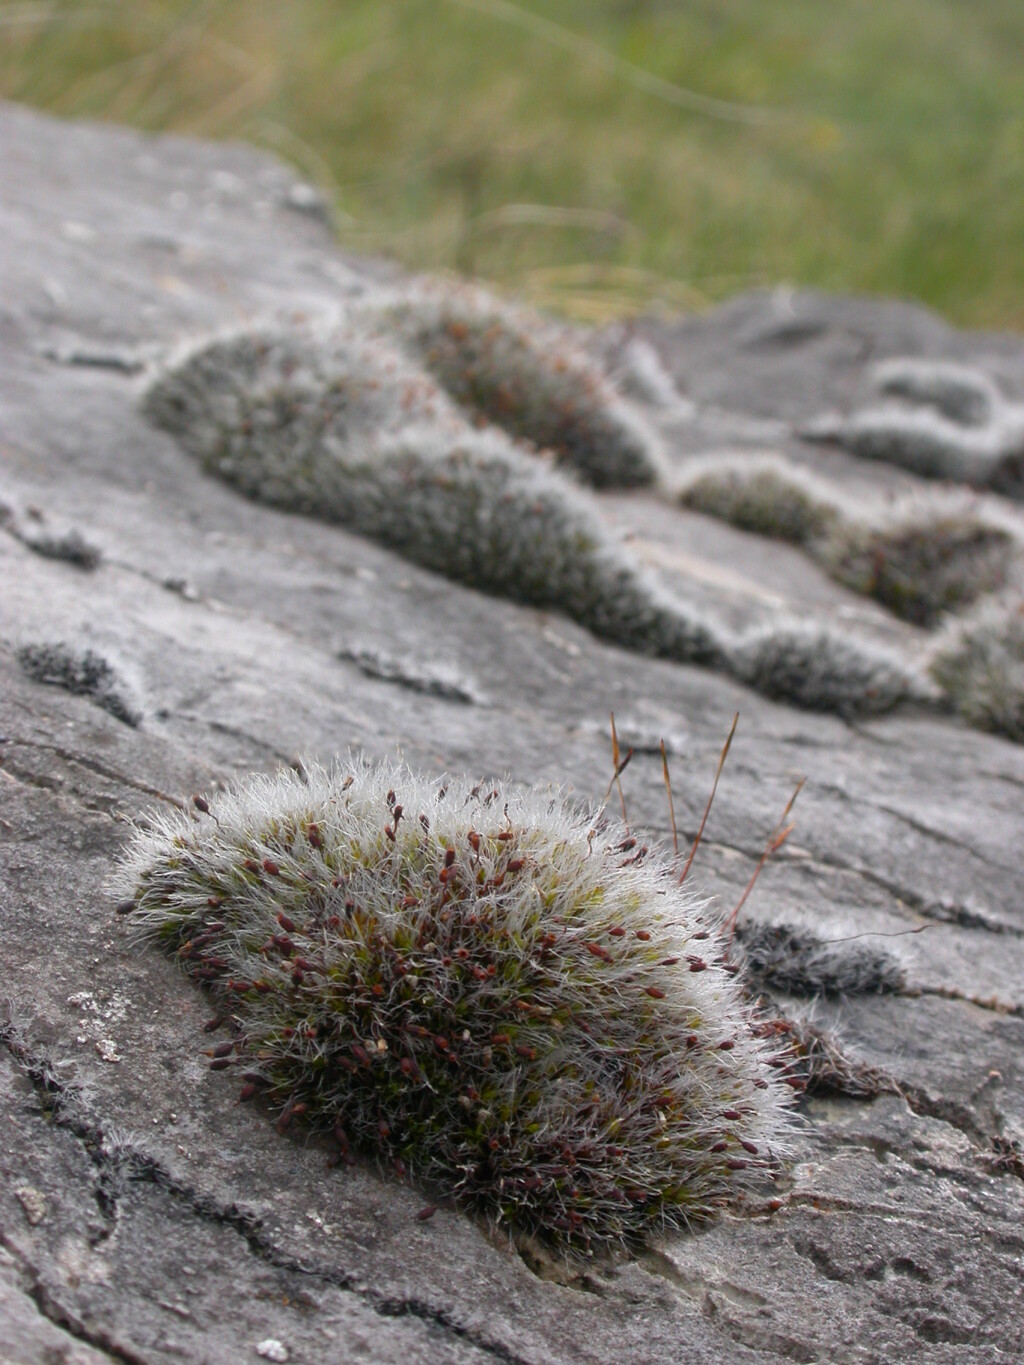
116 758 794 1254
379 287 666 489
930 597 1024 742
145 323 928 715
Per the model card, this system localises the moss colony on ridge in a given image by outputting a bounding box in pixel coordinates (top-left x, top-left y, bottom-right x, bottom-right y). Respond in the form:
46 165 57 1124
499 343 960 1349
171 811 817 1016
117 760 792 1253
803 358 1024 497
383 287 666 488
679 458 1015 628
144 322 923 717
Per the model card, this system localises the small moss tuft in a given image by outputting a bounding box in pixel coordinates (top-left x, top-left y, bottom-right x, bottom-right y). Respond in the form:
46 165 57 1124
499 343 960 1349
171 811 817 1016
385 288 665 488
679 464 839 546
117 758 792 1254
734 922 905 997
930 597 1024 742
821 516 1013 628
17 526 102 570
678 459 1015 628
728 624 924 717
18 642 140 726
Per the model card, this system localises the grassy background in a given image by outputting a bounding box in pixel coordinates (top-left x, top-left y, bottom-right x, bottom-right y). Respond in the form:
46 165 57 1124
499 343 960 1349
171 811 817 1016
3 0 1023 328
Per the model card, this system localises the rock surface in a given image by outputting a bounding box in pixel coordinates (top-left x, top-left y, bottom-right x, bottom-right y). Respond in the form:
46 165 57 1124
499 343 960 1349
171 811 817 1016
1 101 1023 1364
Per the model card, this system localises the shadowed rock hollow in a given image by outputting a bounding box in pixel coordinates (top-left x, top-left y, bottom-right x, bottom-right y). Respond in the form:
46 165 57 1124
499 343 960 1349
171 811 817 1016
1 103 1023 1364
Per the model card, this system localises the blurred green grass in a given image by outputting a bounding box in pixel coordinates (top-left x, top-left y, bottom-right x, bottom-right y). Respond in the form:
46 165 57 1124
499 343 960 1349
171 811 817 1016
3 0 1023 328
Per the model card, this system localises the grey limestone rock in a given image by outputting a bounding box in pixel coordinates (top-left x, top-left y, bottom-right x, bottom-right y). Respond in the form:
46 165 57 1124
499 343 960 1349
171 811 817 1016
1 102 1023 1364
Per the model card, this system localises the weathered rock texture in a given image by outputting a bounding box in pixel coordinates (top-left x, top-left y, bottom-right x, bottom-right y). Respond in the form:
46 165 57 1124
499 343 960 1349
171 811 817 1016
1 102 1023 1364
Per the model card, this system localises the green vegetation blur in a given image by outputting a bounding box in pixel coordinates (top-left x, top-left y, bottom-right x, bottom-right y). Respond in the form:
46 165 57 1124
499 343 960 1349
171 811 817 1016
3 0 1022 328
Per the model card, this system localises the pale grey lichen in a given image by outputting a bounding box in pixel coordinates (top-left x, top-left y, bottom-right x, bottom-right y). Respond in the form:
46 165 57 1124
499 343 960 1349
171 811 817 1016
338 645 482 705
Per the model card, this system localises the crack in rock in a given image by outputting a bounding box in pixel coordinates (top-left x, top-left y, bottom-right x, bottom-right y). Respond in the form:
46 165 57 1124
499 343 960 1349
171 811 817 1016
0 1022 538 1365
1 1234 149 1365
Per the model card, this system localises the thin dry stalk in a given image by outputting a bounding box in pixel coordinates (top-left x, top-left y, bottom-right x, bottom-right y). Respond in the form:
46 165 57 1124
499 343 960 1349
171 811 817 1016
723 778 805 939
817 924 932 946
679 712 738 884
604 711 633 829
660 739 678 857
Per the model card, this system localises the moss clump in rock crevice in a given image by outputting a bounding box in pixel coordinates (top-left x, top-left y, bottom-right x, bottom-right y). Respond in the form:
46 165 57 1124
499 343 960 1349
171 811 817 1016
117 758 793 1254
728 623 928 718
734 922 905 997
803 358 1024 497
821 515 1013 628
680 461 839 547
145 324 723 669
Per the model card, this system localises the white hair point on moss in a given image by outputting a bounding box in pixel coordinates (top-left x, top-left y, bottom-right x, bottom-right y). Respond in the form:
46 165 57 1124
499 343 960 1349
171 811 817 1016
145 322 938 717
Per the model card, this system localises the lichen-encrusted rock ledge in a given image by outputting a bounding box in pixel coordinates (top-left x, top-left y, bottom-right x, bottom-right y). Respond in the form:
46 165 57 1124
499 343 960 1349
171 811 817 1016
1 102 1023 1364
